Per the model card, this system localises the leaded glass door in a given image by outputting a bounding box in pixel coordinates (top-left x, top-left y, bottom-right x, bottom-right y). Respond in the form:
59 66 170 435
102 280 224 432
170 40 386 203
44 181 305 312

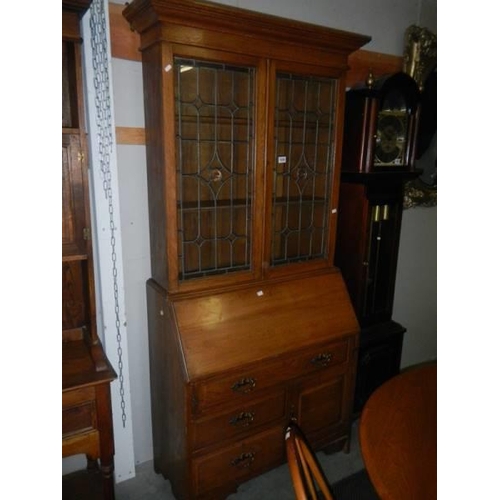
174 56 258 282
270 69 339 269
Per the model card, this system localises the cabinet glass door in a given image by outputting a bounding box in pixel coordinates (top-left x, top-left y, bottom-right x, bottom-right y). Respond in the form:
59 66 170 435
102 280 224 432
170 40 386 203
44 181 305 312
271 72 337 267
174 58 255 281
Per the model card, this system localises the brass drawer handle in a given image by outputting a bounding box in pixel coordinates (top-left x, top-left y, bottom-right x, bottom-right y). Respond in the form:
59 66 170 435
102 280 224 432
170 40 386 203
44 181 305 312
229 411 255 427
310 352 333 367
231 377 256 393
230 452 255 469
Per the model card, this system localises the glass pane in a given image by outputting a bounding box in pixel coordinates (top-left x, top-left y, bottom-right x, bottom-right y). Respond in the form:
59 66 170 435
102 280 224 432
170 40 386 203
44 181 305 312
271 72 337 266
174 58 255 281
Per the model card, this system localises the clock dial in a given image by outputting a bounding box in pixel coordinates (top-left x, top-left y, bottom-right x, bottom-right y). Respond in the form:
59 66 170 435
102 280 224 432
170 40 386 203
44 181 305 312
374 113 407 165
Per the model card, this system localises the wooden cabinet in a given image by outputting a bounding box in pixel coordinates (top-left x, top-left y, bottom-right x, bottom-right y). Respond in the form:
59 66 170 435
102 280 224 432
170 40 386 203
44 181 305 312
123 0 369 498
62 2 116 498
147 273 359 499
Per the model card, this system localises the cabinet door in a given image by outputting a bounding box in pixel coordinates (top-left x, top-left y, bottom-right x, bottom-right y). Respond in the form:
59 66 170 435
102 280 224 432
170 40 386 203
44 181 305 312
173 55 260 282
294 370 349 448
62 133 87 259
268 66 340 273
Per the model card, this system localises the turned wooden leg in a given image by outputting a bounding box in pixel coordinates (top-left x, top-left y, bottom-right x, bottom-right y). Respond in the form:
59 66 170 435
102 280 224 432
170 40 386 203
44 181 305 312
96 384 116 500
101 459 116 500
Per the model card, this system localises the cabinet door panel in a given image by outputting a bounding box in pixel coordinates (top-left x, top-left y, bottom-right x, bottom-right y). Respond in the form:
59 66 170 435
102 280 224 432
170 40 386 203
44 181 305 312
174 57 256 281
271 71 338 267
62 134 87 258
295 371 347 441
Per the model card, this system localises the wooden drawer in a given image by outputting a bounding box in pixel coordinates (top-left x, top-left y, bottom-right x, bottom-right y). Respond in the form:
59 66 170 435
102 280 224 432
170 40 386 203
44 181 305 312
62 386 95 408
62 386 97 437
192 390 286 451
193 338 349 414
192 425 285 497
63 402 96 437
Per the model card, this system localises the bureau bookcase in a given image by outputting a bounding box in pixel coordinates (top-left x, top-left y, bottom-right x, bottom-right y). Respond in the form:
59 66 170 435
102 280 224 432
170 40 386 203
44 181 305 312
123 1 369 498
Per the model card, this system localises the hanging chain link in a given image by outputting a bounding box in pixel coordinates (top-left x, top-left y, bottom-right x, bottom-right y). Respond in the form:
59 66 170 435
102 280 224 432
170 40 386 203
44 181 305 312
89 0 127 429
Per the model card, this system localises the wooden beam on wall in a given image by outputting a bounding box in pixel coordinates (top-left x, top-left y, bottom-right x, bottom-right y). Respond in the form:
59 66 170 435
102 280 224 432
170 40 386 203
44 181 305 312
109 2 403 145
109 2 141 62
115 126 146 145
346 50 402 88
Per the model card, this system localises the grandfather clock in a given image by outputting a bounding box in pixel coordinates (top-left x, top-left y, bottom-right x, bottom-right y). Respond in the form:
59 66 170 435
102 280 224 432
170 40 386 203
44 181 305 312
335 72 420 414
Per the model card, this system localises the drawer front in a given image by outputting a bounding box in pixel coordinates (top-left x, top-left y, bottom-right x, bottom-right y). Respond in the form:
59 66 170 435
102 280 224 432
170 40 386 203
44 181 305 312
194 338 349 414
192 390 286 451
192 425 285 497
62 386 95 409
62 402 96 437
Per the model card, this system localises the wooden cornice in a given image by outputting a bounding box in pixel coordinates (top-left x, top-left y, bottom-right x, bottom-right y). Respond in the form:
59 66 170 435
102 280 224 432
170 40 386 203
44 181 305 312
122 0 371 56
108 2 403 145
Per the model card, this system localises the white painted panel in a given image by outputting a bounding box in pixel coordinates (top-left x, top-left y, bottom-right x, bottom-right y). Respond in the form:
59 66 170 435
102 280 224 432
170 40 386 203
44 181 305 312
81 1 136 483
116 144 153 464
112 59 145 128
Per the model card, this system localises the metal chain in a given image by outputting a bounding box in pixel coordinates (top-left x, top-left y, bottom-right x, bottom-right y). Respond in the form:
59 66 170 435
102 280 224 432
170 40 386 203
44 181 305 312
89 0 127 429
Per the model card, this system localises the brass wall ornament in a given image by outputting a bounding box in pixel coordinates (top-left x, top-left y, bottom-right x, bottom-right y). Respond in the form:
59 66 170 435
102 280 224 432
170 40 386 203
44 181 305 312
403 25 437 91
402 25 437 209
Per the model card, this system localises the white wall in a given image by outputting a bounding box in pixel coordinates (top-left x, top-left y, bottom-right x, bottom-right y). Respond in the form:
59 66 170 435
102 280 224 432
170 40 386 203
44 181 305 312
109 0 437 467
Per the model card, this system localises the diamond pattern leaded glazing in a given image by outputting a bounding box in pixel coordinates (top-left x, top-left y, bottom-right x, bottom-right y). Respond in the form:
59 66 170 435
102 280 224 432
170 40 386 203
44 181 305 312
174 58 255 280
271 72 337 266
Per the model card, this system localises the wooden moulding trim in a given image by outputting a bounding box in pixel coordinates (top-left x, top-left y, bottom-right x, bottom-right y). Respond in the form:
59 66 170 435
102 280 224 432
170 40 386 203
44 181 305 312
121 0 370 55
109 2 402 145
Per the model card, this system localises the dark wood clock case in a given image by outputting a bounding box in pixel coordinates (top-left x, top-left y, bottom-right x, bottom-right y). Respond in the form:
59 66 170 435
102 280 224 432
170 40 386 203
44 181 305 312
335 71 421 415
342 71 420 173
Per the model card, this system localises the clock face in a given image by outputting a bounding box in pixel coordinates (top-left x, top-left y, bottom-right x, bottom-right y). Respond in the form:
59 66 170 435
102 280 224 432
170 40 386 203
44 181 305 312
374 112 408 166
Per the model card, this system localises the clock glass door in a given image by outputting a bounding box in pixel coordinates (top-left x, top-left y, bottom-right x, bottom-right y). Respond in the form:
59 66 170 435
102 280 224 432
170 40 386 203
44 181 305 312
374 111 408 166
374 89 409 167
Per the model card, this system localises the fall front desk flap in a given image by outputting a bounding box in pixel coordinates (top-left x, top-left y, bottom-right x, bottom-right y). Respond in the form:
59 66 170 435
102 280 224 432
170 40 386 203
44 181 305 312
167 270 360 380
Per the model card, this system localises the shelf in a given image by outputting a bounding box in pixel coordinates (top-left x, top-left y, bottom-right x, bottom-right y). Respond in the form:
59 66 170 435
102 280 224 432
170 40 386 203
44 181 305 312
63 127 82 135
63 253 88 262
340 170 422 184
178 198 250 211
62 338 116 392
273 196 327 205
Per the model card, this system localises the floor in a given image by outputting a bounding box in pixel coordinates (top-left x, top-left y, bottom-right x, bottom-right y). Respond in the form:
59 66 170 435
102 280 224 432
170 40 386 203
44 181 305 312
114 420 365 500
